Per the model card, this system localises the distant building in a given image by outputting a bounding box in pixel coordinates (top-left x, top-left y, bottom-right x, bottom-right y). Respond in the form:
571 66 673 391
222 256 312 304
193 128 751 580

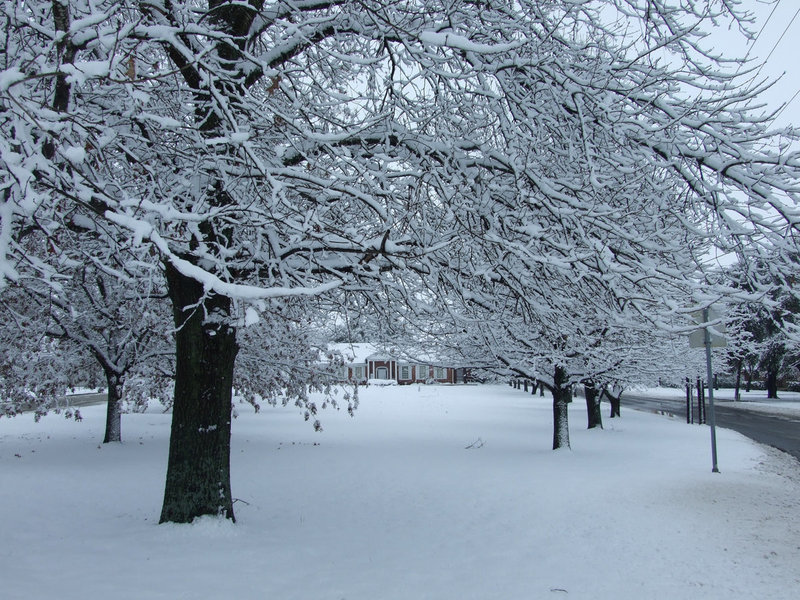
330 343 463 385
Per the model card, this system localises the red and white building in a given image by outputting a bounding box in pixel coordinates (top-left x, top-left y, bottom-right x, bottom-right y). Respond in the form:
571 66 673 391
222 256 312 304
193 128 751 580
331 344 460 385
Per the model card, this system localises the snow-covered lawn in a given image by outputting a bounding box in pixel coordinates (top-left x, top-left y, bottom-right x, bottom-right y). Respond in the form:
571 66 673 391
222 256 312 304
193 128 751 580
1 384 799 600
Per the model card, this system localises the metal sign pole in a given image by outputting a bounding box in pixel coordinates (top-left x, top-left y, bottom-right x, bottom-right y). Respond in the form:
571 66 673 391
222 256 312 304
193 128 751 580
703 307 720 473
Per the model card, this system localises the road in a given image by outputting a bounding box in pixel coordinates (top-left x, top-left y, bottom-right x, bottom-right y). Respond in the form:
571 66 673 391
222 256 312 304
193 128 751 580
5 392 107 415
622 393 800 463
67 392 108 408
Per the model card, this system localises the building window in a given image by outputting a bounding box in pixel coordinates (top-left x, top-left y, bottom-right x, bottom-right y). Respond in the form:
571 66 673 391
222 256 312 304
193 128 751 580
341 366 349 379
418 365 428 380
434 366 445 379
400 365 410 380
355 366 363 379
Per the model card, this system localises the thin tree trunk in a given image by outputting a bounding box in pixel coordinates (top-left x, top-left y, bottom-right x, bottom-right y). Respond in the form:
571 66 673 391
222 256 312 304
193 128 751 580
734 361 742 402
685 379 692 423
584 381 602 429
103 371 123 443
552 366 570 450
160 262 238 524
696 377 704 424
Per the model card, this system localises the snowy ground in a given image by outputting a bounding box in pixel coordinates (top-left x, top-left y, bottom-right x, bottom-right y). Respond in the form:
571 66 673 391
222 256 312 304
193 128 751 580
1 384 799 600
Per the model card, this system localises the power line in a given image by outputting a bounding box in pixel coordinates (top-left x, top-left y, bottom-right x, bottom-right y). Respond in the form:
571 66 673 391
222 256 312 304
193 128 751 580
741 2 800 124
749 4 800 86
736 1 783 81
773 87 800 123
762 5 800 64
755 3 800 124
745 0 782 61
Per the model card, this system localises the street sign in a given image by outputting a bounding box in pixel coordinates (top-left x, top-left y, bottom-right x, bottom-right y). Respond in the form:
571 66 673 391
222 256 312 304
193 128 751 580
689 328 726 348
689 307 726 348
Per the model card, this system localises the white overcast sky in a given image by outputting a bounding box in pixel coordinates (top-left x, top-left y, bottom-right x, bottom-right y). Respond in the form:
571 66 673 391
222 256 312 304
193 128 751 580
713 0 800 129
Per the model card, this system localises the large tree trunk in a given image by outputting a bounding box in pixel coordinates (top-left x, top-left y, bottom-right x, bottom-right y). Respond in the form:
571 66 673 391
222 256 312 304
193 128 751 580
160 262 239 524
103 371 123 443
766 369 779 399
552 366 570 450
584 381 602 429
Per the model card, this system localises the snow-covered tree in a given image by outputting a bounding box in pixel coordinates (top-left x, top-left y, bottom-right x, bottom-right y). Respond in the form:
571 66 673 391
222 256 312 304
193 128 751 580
408 0 800 447
234 297 356 426
0 255 173 441
0 292 101 420
3 0 799 521
724 256 800 398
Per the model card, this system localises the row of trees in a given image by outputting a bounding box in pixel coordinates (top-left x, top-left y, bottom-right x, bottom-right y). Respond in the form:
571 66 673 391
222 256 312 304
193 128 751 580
2 0 799 522
725 260 800 398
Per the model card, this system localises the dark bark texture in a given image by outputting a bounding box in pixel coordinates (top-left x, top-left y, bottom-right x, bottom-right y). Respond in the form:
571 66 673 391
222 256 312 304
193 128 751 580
160 262 238 524
604 388 621 418
154 1 252 523
609 395 620 418
685 380 692 423
734 361 742 401
766 369 779 399
103 372 123 443
552 366 570 450
696 378 705 424
584 381 602 429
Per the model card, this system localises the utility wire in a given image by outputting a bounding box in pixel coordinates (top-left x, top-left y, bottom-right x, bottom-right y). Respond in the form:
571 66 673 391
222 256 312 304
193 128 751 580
773 87 800 123
741 2 800 123
734 1 781 79
761 5 800 65
744 0 782 61
748 4 799 85
759 4 800 124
